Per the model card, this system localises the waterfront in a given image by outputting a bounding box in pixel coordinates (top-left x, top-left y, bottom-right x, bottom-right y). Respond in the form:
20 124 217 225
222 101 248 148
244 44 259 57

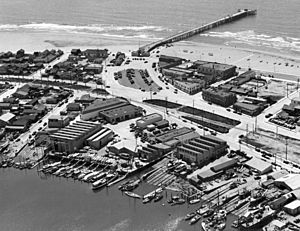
0 167 242 231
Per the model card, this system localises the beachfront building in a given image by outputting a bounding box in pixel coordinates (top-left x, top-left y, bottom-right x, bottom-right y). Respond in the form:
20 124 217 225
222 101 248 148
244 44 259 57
176 135 228 166
136 113 163 129
158 55 184 69
49 120 101 153
194 60 237 80
202 88 237 107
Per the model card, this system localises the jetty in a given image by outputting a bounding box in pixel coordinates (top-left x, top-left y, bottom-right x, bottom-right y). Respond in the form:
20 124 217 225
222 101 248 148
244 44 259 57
136 9 256 55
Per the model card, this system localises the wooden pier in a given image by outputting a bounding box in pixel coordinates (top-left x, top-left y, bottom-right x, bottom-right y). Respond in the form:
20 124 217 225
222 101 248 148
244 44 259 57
138 9 256 54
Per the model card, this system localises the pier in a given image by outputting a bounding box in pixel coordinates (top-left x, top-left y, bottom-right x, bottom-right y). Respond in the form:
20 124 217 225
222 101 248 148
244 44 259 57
137 9 256 55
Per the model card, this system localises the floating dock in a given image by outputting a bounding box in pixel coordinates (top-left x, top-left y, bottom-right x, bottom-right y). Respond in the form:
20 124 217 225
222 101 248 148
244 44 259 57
138 9 257 54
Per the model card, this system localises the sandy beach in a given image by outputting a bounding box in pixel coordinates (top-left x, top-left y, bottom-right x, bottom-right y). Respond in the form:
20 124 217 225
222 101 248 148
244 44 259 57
0 30 299 83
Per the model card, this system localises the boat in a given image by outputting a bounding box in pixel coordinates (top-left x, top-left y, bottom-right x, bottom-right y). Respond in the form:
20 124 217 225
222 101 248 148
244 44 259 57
201 222 208 231
92 178 107 190
217 222 226 230
185 212 197 220
189 214 201 225
189 198 201 204
106 173 118 185
142 197 152 204
171 198 185 206
124 191 141 199
235 199 248 210
153 194 163 202
203 209 214 218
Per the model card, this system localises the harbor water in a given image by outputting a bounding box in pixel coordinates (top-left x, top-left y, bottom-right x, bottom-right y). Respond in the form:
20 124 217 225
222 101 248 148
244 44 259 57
0 168 241 231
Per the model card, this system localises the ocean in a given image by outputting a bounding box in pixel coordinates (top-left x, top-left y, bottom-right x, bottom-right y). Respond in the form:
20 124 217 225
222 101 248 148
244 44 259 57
0 0 299 54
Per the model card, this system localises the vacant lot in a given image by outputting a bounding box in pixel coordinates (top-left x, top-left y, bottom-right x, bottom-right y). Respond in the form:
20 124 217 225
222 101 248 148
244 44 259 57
243 128 300 164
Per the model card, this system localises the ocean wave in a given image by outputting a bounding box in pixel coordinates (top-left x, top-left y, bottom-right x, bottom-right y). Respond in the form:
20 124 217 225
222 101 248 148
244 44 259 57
0 23 168 33
200 30 300 52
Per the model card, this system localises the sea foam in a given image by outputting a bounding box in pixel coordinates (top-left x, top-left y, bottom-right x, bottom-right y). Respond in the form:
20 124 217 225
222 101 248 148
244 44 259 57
201 30 300 52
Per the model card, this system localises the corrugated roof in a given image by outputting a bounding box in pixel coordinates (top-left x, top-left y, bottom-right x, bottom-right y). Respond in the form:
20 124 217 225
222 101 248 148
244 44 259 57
211 158 238 172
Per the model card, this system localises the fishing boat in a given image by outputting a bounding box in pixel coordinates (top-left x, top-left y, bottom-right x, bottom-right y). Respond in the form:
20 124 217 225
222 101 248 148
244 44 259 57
189 214 201 225
124 191 141 199
121 179 140 191
92 178 107 190
106 173 118 185
153 194 163 202
185 212 197 220
189 198 201 205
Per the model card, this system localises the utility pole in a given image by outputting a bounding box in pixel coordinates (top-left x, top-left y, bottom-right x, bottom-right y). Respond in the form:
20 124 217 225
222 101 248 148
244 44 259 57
192 99 195 115
285 137 288 160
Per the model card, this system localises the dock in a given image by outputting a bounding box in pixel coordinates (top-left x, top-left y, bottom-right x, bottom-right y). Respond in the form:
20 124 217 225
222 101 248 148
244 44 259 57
138 9 256 54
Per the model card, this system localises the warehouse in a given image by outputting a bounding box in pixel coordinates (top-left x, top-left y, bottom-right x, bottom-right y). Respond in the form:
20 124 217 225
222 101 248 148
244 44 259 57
211 158 238 172
136 113 163 129
81 98 129 121
87 127 114 150
202 88 237 107
233 102 264 116
176 135 227 166
50 120 101 153
100 104 143 124
48 115 70 128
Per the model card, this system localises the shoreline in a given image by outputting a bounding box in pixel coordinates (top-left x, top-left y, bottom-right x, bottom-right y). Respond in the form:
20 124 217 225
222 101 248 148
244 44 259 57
0 31 299 81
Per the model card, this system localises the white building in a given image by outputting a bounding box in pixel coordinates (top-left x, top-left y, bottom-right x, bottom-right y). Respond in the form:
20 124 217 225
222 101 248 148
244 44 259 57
136 113 162 129
87 127 114 150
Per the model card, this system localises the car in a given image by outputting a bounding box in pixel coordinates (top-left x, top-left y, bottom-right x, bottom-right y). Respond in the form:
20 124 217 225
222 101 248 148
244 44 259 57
208 102 212 105
144 61 148 63
182 119 187 123
38 120 43 123
16 138 21 142
254 176 261 180
153 92 157 95
43 122 47 126
38 127 42 131
226 108 231 112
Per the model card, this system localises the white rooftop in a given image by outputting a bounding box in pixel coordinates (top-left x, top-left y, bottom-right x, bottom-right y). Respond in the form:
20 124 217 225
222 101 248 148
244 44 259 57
0 112 15 122
284 200 300 210
275 174 300 191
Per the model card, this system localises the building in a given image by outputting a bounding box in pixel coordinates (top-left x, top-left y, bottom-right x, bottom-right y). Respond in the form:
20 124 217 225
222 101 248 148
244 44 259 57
197 169 222 182
83 49 108 60
81 98 129 121
99 104 143 123
84 64 103 74
87 127 114 150
195 61 237 80
202 88 237 107
153 119 169 129
270 193 295 210
0 112 15 127
158 55 184 69
211 158 238 172
284 200 300 216
233 102 264 116
275 174 300 191
48 115 70 128
245 157 273 174
75 94 96 105
66 103 81 111
173 80 204 95
138 143 172 161
50 120 102 153
176 135 227 166
155 127 193 143
136 113 163 129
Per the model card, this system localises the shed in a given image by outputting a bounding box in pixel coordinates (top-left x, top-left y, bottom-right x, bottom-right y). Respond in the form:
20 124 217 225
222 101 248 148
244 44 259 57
211 158 238 172
245 157 272 174
197 169 222 182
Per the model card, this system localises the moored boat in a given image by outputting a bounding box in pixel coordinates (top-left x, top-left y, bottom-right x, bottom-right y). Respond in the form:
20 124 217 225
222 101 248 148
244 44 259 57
189 214 201 225
185 211 196 220
124 191 141 199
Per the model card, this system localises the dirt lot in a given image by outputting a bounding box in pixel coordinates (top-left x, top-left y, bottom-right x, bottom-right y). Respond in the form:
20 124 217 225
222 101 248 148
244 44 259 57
243 128 300 164
257 79 297 98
